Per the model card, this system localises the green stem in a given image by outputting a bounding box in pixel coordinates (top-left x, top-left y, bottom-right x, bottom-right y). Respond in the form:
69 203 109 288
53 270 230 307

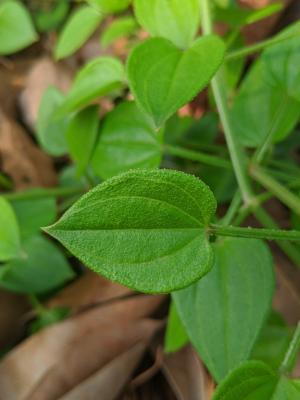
201 0 254 205
280 321 300 375
254 207 300 267
164 144 231 169
220 192 242 226
209 223 300 242
2 186 85 201
226 30 300 61
28 294 46 315
250 164 300 216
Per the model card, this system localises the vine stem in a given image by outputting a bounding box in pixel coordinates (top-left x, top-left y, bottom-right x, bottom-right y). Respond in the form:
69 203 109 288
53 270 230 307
209 224 300 242
1 186 85 201
201 0 254 205
164 144 231 169
280 321 300 375
226 30 300 61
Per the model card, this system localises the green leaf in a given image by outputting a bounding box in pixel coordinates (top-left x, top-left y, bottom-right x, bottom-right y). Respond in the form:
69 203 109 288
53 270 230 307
10 193 56 240
87 0 131 14
127 36 225 128
0 197 21 261
34 0 70 33
45 169 216 293
91 101 162 179
251 312 294 370
165 300 189 353
58 56 125 116
173 238 274 382
55 5 102 60
0 235 74 294
37 87 69 156
213 361 300 400
100 16 138 48
66 105 99 177
29 307 70 334
0 0 37 55
231 59 300 148
134 0 201 49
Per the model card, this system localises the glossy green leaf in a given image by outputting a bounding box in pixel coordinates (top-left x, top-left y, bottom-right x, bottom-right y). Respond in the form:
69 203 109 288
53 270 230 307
127 36 225 128
55 5 102 60
213 361 300 400
251 312 294 370
0 0 37 55
66 105 99 176
134 0 200 49
45 169 216 293
58 57 125 116
37 87 69 156
100 16 138 48
0 197 21 261
165 301 189 353
87 0 131 14
173 238 274 382
0 235 74 294
91 102 162 179
232 59 300 148
10 193 56 240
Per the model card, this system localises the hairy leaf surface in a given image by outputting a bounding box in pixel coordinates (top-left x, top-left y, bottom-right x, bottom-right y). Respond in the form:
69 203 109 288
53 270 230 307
45 169 216 293
174 238 274 382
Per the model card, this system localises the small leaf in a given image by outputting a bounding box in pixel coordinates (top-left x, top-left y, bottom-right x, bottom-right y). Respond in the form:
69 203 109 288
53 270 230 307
127 36 225 128
0 235 74 294
134 0 201 48
213 361 300 400
10 192 56 240
58 57 125 116
87 0 132 14
45 169 217 293
0 197 21 261
173 238 274 382
66 105 99 176
55 5 102 60
100 16 138 48
34 0 70 33
0 0 37 55
165 301 189 353
91 101 162 179
37 87 69 156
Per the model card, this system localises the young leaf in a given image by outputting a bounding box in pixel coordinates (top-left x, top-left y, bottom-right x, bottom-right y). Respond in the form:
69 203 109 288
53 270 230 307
34 0 70 33
213 361 300 400
134 0 201 49
66 105 99 177
173 238 274 382
0 0 37 55
45 169 217 293
100 16 138 48
127 36 225 128
0 197 21 261
165 301 189 353
37 87 69 156
91 101 162 179
54 5 102 60
58 57 125 116
87 0 131 14
10 193 56 240
0 235 74 294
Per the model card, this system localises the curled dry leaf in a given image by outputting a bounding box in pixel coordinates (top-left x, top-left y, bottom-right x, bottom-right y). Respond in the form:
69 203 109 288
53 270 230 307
0 294 165 400
19 57 72 130
0 110 56 189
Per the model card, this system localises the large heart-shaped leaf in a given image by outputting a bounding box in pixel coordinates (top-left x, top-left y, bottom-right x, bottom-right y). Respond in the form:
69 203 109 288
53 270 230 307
0 0 37 55
173 238 274 382
134 0 201 48
91 101 162 179
45 169 216 293
127 36 225 128
213 361 300 400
